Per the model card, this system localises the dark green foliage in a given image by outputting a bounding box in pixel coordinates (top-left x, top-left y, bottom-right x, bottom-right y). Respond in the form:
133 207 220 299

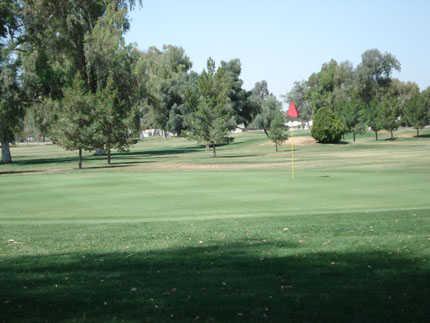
404 93 428 136
334 91 366 143
311 107 346 143
93 78 135 164
356 49 401 105
185 58 236 157
306 60 354 113
55 77 97 168
134 45 192 135
83 4 140 163
221 59 258 127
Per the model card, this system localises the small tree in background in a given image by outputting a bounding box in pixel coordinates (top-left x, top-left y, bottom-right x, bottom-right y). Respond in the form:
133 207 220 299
33 98 59 142
253 95 283 137
311 107 345 143
55 77 97 169
366 98 384 141
404 92 428 136
335 94 366 143
268 113 288 152
93 78 135 164
380 95 400 140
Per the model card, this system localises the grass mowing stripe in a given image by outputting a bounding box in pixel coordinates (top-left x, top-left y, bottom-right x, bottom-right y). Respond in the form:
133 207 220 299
1 206 428 224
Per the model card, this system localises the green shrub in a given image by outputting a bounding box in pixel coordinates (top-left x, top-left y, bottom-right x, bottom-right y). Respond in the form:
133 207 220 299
311 107 346 143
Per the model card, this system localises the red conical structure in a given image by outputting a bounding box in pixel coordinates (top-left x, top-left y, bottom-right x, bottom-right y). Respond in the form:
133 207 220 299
287 100 299 119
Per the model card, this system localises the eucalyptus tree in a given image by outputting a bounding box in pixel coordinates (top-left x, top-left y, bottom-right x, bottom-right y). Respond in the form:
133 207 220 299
355 49 401 105
306 59 354 113
134 45 192 136
0 0 25 163
221 59 258 127
20 0 142 145
0 48 25 163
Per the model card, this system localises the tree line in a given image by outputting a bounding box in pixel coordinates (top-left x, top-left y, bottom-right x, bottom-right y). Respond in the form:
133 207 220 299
1 0 288 165
1 1 428 167
286 49 430 143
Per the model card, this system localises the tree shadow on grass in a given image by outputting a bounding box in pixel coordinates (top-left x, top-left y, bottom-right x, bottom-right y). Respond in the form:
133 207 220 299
113 146 204 158
217 154 260 159
0 169 43 176
317 141 349 145
10 156 89 166
8 146 203 168
0 241 428 322
416 133 430 138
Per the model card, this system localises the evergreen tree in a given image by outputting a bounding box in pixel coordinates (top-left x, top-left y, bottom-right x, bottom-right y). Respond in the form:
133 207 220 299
84 4 140 163
55 77 97 169
185 58 236 157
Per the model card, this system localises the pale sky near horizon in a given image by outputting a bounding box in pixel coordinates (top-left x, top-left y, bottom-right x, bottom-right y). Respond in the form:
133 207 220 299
125 0 430 100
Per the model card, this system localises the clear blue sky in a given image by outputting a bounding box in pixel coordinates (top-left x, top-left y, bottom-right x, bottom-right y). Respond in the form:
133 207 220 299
125 0 430 99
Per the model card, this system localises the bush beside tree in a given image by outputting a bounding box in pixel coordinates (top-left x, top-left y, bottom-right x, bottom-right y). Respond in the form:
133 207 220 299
311 107 346 143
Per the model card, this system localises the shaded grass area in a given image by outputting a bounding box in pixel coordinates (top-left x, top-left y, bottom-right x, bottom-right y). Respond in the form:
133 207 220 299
1 248 428 322
1 209 429 323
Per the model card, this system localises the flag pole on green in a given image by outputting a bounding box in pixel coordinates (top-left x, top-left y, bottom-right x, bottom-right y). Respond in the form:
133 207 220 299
287 100 299 179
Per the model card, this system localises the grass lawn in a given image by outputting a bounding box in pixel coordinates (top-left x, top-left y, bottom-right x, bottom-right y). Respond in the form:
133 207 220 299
1 129 429 322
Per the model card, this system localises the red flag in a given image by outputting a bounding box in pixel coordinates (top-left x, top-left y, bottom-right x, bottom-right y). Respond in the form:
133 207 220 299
287 100 299 119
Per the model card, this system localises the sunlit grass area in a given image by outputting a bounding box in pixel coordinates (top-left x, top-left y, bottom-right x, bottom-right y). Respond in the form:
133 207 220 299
1 129 429 322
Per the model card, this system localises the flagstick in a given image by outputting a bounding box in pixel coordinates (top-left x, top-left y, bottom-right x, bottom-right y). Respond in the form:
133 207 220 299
287 100 298 180
291 128 295 179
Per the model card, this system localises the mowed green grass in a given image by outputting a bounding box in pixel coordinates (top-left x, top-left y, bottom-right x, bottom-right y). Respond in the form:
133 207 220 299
0 130 430 322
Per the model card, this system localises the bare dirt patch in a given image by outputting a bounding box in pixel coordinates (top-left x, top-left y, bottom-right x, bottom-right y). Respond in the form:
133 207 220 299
260 136 316 146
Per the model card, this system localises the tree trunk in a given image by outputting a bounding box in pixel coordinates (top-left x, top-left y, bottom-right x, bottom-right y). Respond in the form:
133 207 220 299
263 128 269 137
353 131 356 143
1 141 12 164
375 131 378 141
212 145 216 157
78 148 83 169
275 142 278 152
390 129 394 139
107 144 112 164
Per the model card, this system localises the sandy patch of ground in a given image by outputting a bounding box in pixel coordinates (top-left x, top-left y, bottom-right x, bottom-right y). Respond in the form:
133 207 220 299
260 136 316 146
